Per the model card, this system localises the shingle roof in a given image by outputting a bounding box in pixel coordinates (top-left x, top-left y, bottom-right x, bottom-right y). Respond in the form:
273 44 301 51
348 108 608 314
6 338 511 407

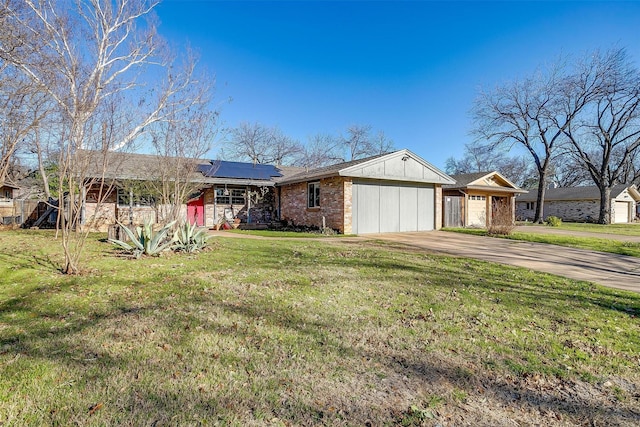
443 172 494 189
516 184 631 202
78 150 301 186
276 153 389 184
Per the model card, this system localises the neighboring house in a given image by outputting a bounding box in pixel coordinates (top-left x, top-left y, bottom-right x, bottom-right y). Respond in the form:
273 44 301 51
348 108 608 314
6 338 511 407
0 183 18 219
39 149 454 234
442 171 527 228
515 185 640 223
276 150 454 234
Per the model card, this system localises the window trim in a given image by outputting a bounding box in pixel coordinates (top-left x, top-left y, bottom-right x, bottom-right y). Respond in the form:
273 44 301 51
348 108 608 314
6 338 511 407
117 188 156 208
308 181 320 208
215 187 245 205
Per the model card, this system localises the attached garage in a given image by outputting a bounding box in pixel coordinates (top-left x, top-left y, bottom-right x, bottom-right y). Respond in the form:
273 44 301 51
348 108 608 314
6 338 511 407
277 149 455 234
352 180 435 234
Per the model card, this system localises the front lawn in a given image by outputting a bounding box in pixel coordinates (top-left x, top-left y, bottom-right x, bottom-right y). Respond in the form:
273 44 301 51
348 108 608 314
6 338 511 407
530 222 640 236
445 227 640 257
224 229 355 238
1 231 639 425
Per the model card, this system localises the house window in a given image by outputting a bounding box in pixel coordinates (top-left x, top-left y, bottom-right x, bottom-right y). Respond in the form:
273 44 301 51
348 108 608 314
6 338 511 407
526 202 536 210
3 190 10 199
308 182 320 208
117 188 155 207
216 188 245 205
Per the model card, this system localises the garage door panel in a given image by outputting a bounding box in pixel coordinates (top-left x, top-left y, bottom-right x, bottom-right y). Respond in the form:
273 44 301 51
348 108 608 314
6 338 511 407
380 184 400 233
355 183 380 234
417 186 435 231
399 186 418 232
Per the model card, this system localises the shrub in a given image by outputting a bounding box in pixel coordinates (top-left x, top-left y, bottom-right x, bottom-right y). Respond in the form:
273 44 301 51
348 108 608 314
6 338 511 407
487 199 515 236
545 216 562 227
109 220 176 258
173 221 210 253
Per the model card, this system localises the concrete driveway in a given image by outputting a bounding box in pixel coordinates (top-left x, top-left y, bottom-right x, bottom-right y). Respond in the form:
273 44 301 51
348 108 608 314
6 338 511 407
365 231 640 293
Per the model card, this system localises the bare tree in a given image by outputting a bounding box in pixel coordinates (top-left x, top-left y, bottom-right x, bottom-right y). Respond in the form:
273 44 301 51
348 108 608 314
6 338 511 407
223 122 302 165
0 70 50 186
562 48 640 223
148 52 218 224
294 133 343 169
445 141 534 187
472 60 594 222
547 152 592 188
0 0 212 274
341 124 374 160
371 130 395 156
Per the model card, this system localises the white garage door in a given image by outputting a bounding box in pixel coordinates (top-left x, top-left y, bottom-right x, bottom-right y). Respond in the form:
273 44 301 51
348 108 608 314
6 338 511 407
614 201 630 223
352 180 435 234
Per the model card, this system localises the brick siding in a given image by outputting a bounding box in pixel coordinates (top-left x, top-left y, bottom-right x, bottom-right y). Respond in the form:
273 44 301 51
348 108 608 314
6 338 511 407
279 176 350 233
516 200 600 222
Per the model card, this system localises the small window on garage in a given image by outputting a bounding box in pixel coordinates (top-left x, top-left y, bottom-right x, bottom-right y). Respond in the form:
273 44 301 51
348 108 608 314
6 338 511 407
469 195 486 201
308 182 320 208
526 202 535 210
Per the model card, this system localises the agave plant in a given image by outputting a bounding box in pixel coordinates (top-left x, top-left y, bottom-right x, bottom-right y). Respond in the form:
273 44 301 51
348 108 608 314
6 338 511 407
109 220 177 258
173 221 210 253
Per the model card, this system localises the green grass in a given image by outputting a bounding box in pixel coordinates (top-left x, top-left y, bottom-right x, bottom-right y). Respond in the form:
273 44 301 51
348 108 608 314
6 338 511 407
525 222 640 236
224 229 355 238
445 227 640 257
1 230 639 425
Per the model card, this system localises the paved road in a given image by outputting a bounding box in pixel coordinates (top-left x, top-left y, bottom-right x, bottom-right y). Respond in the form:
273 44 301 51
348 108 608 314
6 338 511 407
364 231 640 293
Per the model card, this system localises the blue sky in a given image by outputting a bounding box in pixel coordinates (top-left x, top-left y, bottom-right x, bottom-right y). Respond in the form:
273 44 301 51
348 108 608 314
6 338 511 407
155 1 640 169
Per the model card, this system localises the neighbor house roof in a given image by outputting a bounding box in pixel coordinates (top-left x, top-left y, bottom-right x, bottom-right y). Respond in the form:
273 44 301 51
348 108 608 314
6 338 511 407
516 184 640 202
444 171 527 194
277 149 455 185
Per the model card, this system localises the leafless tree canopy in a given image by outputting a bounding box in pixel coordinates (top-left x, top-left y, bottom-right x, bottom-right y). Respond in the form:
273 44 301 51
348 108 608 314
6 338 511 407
222 122 302 165
222 122 395 168
0 0 217 273
562 48 640 223
445 142 534 188
472 55 601 222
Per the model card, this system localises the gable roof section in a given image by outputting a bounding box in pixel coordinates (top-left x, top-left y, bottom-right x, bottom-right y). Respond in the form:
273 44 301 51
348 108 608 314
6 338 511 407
516 184 640 202
278 149 454 185
444 171 527 194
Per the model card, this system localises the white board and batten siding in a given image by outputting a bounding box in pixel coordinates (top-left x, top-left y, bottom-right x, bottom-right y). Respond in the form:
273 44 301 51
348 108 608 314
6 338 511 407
340 150 454 234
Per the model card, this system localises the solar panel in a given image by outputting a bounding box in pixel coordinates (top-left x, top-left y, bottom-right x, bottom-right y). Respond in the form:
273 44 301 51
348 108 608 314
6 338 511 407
198 161 283 180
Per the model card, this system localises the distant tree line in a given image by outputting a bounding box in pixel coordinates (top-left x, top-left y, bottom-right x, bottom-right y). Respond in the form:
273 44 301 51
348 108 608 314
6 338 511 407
446 47 640 224
219 122 395 168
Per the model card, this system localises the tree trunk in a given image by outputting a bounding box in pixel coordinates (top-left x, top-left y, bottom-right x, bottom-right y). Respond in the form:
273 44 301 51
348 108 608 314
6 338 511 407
533 170 547 223
598 186 612 224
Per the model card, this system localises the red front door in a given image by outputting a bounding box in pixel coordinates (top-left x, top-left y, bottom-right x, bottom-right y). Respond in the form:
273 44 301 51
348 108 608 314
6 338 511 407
187 195 205 226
